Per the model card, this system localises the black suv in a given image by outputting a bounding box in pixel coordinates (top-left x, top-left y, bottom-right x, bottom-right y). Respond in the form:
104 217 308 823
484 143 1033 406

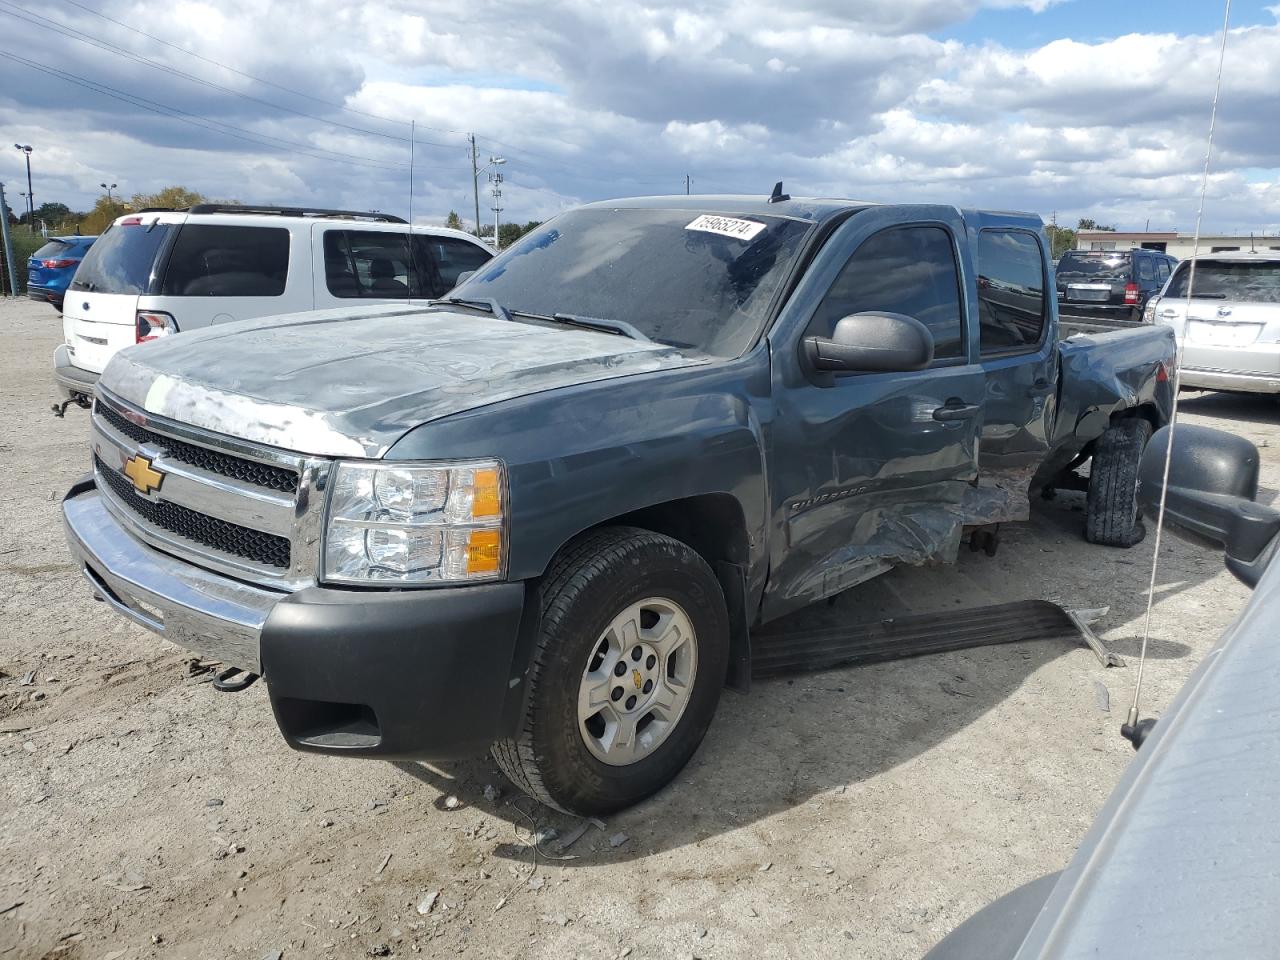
1056 249 1177 323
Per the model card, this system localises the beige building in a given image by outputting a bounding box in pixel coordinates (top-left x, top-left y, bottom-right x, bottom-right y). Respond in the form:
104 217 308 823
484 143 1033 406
1076 229 1280 259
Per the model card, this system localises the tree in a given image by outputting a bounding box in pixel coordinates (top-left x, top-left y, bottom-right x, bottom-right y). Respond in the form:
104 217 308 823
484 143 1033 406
79 196 129 235
1077 218 1115 232
34 201 71 224
130 186 207 211
496 220 542 248
1046 224 1077 259
445 210 464 230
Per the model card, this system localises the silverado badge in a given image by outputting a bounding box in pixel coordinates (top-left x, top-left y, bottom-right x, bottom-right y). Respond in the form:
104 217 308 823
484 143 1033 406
123 454 164 495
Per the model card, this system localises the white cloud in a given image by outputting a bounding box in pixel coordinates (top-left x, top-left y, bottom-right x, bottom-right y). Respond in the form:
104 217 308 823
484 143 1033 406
1 0 1277 235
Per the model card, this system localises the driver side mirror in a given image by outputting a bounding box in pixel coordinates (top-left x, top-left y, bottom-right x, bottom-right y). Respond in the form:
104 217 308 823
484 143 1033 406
454 270 476 287
803 311 934 374
1139 424 1280 587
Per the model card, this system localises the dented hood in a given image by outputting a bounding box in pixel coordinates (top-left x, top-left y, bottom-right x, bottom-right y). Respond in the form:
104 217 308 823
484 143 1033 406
99 304 706 458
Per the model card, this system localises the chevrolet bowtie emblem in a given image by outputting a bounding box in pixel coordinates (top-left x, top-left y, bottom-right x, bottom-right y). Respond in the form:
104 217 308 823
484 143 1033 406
123 454 164 495
632 669 643 689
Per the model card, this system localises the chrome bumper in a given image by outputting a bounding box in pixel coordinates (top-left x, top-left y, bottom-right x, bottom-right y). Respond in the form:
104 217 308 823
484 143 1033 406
63 482 281 673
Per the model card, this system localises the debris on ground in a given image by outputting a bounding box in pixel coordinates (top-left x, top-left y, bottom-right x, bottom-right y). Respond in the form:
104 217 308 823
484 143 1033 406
260 950 283 960
368 945 391 957
443 795 461 810
483 784 500 802
376 852 392 875
19 670 35 685
608 833 629 849
554 821 592 852
416 891 439 915
1094 680 1111 713
206 798 224 808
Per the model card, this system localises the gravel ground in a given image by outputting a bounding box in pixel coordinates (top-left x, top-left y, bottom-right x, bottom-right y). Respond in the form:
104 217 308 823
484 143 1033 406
1 295 1276 960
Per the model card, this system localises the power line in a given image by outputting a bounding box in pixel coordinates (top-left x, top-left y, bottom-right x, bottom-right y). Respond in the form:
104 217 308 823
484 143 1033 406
2 48 410 172
2 0 463 152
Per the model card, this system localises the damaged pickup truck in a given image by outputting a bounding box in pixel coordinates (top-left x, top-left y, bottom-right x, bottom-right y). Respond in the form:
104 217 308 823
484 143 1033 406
62 195 1175 814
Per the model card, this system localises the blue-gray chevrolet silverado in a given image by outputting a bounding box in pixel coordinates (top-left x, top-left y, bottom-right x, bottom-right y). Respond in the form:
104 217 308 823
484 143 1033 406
61 195 1175 814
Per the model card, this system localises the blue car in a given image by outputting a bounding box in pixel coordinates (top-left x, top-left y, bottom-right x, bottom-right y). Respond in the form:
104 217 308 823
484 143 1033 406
27 236 96 310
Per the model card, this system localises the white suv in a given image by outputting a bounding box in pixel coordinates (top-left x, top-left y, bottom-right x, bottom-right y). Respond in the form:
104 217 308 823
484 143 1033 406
53 205 493 410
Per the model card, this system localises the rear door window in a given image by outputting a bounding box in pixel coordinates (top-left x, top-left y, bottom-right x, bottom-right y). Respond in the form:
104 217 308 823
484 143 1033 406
325 230 493 299
1137 257 1156 281
1157 260 1171 282
808 225 966 360
977 230 1047 355
159 225 289 296
71 220 172 294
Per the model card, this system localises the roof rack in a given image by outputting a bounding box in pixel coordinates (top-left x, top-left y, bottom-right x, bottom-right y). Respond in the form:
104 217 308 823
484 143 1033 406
184 204 406 223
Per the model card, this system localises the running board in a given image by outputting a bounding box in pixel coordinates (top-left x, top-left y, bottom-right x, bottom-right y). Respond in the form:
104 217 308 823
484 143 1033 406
750 599 1124 680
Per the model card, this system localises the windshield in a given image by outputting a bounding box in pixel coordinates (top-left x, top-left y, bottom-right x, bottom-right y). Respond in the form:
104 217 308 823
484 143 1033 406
455 207 813 357
1165 260 1280 303
1057 252 1130 279
71 220 171 294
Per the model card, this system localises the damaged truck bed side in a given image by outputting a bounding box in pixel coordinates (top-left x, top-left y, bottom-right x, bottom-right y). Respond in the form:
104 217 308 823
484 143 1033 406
62 195 1175 814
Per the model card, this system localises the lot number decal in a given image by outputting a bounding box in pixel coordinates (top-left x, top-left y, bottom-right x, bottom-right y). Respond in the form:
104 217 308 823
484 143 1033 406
685 214 766 241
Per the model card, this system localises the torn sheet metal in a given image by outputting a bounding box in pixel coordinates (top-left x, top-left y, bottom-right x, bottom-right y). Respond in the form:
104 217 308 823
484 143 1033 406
99 305 707 458
960 462 1038 526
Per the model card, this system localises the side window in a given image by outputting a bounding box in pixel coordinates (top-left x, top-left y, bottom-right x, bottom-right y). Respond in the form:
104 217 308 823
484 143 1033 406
976 230 1046 355
1138 257 1156 281
159 225 289 296
413 236 493 296
808 225 965 361
323 230 411 299
1157 260 1171 282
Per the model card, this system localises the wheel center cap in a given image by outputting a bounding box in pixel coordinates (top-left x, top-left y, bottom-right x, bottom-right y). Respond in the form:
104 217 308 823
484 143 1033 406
632 669 644 689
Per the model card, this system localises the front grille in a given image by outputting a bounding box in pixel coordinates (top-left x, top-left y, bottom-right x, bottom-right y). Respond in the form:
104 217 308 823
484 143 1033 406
96 402 298 493
96 454 292 569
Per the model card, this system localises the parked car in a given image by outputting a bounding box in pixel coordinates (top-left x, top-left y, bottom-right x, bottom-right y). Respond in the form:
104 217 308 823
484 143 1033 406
27 235 96 309
61 195 1175 814
1147 251 1280 394
924 422 1280 960
1056 248 1176 323
52 205 493 411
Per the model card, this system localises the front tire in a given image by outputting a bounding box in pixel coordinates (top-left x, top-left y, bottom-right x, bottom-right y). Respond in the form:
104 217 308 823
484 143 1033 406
492 527 729 815
1085 418 1152 547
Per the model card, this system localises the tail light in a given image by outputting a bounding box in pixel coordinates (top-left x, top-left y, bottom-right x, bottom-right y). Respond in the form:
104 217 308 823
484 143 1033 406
42 258 78 268
136 310 177 343
1124 282 1140 305
1156 358 1172 383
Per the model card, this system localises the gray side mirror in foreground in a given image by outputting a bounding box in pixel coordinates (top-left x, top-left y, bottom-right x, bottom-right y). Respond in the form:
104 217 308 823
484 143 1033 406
1139 424 1280 587
803 311 934 373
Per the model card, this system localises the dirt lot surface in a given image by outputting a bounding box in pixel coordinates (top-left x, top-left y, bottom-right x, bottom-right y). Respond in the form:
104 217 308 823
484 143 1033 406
2 296 1276 960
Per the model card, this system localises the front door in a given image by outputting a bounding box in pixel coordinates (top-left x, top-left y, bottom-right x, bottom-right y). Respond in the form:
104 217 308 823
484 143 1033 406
764 207 986 620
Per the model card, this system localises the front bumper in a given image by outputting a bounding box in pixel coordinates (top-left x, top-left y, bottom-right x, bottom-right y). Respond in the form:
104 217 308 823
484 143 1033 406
63 477 529 759
53 344 99 402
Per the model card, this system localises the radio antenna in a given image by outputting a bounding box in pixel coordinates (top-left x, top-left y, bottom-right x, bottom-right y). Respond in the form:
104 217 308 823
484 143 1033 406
1123 0 1232 748
408 119 417 304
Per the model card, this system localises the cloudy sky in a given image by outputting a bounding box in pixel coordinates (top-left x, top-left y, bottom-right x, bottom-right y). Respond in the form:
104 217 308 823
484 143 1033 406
2 0 1278 233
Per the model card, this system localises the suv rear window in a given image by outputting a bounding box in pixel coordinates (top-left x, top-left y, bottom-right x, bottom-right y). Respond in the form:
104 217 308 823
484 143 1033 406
323 230 491 300
160 225 290 296
1165 260 1280 303
71 221 172 294
1057 252 1131 279
33 239 75 260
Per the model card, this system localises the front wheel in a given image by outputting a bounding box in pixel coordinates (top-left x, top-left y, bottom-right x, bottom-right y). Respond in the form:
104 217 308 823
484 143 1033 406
492 527 729 815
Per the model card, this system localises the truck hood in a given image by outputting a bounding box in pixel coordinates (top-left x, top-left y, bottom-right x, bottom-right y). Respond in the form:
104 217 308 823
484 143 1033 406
99 304 707 458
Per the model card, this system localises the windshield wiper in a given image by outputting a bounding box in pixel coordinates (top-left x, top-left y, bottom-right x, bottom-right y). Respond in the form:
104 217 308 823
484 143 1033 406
551 313 651 342
431 296 513 322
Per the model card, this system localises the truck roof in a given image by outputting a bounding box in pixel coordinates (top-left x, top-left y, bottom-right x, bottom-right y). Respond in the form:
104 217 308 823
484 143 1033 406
580 194 1042 228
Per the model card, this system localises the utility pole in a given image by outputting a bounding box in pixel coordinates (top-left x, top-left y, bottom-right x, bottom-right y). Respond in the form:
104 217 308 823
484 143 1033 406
490 171 503 250
13 144 33 225
0 183 17 298
685 174 691 195
470 134 482 239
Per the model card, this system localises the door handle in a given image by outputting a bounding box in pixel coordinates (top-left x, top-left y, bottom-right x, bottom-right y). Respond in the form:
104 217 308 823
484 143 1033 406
933 401 981 422
1027 378 1054 398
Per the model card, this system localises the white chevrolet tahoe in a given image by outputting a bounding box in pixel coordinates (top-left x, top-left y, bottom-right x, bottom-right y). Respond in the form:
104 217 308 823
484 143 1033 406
53 205 493 412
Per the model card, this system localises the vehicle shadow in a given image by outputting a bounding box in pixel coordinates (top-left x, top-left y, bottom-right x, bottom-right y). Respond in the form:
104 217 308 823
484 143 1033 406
1178 389 1280 426
391 500 1220 863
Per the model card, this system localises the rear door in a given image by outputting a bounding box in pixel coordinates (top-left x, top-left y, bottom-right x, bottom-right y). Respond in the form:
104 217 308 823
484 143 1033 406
765 206 986 616
62 215 176 374
971 219 1056 475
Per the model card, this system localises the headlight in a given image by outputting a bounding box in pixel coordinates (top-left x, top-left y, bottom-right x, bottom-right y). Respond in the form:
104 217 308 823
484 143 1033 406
1143 297 1160 323
323 460 505 584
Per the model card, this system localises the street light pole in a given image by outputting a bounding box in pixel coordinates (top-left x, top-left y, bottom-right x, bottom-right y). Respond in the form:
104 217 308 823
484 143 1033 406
101 182 117 203
13 144 33 225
